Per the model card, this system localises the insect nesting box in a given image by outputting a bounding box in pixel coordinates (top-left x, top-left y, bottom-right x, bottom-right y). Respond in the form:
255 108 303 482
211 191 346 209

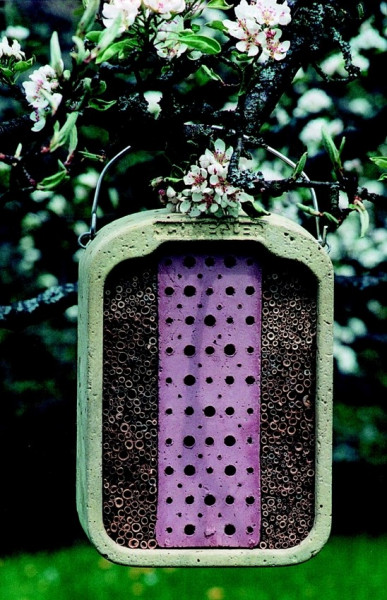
77 208 334 567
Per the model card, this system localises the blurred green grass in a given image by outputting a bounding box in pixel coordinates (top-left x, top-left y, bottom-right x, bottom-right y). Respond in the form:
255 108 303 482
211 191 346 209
0 536 386 600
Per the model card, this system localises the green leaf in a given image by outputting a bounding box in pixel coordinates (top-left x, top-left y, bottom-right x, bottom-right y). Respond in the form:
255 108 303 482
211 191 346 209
296 203 320 217
37 162 69 190
370 156 387 169
68 124 78 157
291 151 308 180
321 127 342 171
85 30 102 43
94 15 123 59
197 64 224 83
207 20 228 32
88 98 117 111
96 39 137 64
243 199 270 217
0 66 13 79
13 57 35 73
76 0 100 36
79 150 106 161
50 32 63 76
348 201 370 237
323 212 340 225
177 33 221 55
207 0 233 9
50 112 79 152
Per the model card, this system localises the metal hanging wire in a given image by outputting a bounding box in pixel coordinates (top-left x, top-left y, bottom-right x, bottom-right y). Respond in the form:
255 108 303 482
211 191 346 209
78 135 327 248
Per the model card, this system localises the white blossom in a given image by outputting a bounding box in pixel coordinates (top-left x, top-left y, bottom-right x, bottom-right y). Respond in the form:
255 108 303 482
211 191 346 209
0 36 25 61
143 0 185 17
102 0 141 31
253 0 291 27
22 64 63 131
154 16 188 59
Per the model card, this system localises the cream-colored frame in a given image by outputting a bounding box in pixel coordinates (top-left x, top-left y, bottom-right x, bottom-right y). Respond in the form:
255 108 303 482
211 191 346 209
77 209 334 567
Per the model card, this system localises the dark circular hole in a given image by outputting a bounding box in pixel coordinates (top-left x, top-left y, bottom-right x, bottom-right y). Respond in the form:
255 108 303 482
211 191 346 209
206 377 213 384
226 317 234 324
185 406 194 415
166 497 173 504
246 526 254 533
198 453 203 458
224 524 236 535
164 287 174 296
165 438 173 445
225 376 234 385
247 436 253 444
166 317 174 324
225 495 235 505
224 344 236 356
177 483 183 488
184 285 196 297
247 346 254 353
165 408 173 415
184 524 196 535
206 288 214 296
204 494 216 506
177 304 182 309
247 408 254 414
164 466 174 475
184 374 196 386
206 467 214 474
246 316 255 325
245 376 256 385
184 464 196 476
205 257 215 266
224 256 237 268
224 435 236 447
183 256 196 268
166 527 173 533
185 316 195 325
225 465 236 476
184 345 196 357
246 496 255 505
166 377 172 384
166 347 174 355
197 273 203 279
205 346 215 355
246 467 254 473
225 286 235 295
203 406 216 417
204 315 216 326
245 286 255 295
185 495 195 504
183 435 195 448
225 407 235 415
205 437 214 446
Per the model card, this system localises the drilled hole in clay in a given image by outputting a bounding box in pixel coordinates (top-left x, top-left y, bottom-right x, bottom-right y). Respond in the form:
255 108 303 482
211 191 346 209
184 375 196 386
164 466 174 475
246 496 255 505
226 317 234 324
225 376 235 385
205 346 215 355
184 465 196 476
165 408 173 415
224 435 236 446
245 376 256 385
166 527 173 533
224 524 236 535
184 285 196 297
246 526 254 534
225 407 235 415
165 438 173 445
183 256 196 268
185 316 195 325
225 495 235 505
225 286 235 296
205 437 214 446
184 345 196 356
245 286 255 295
165 287 174 296
203 406 216 417
185 495 195 504
224 344 236 356
206 377 213 384
184 524 196 535
166 497 173 504
206 467 213 474
204 494 216 506
183 435 195 448
166 317 173 324
185 406 194 415
225 465 236 476
204 315 216 326
246 316 255 325
166 377 172 384
166 347 174 355
247 346 254 354
206 288 214 296
224 256 237 268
